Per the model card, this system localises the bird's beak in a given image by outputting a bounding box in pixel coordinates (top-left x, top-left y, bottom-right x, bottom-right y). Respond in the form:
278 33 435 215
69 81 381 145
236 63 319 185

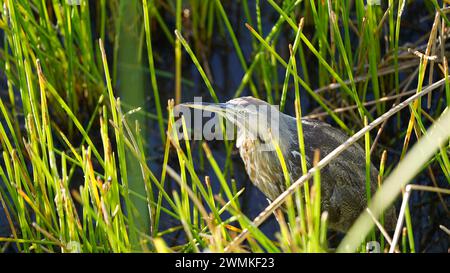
179 102 241 125
179 101 267 143
180 102 228 115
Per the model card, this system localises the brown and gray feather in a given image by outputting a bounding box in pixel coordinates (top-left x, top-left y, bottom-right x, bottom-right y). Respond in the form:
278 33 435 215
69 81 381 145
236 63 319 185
231 97 397 232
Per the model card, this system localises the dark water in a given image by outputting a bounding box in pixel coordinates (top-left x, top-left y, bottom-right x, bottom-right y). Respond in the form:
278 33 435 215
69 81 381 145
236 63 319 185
143 0 288 246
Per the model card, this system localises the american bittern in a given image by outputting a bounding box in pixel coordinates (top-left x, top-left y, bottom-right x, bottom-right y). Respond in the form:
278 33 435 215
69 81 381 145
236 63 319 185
182 96 396 232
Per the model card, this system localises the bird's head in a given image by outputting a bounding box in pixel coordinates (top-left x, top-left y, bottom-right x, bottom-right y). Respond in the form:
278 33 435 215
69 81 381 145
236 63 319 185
180 97 285 149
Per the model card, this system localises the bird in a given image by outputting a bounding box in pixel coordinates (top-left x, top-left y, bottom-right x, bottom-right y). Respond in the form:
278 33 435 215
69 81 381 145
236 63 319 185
181 96 397 232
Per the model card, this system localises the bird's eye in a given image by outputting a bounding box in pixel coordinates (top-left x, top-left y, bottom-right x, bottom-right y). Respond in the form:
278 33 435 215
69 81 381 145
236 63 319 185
257 134 266 144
